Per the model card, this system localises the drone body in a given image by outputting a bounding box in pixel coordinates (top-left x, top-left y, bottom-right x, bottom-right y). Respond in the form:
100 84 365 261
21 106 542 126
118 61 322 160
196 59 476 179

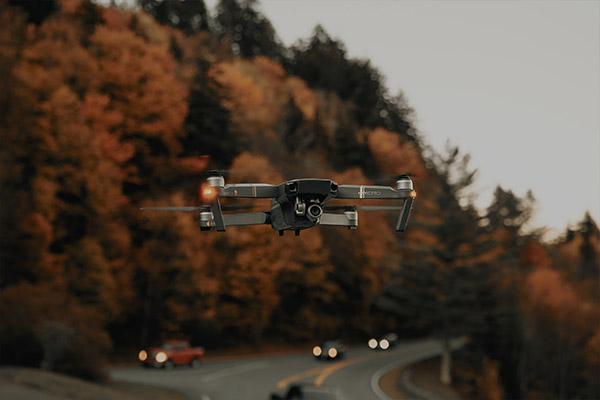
142 174 416 236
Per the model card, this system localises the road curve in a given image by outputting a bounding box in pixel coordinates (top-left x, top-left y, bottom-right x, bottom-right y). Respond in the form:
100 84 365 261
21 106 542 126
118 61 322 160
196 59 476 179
110 338 445 400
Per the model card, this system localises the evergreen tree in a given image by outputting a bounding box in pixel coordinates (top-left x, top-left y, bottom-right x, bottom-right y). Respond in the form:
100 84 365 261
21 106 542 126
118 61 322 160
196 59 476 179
376 145 491 385
8 0 57 25
477 187 536 398
138 0 210 34
578 212 600 281
215 0 284 61
183 59 239 166
287 25 416 140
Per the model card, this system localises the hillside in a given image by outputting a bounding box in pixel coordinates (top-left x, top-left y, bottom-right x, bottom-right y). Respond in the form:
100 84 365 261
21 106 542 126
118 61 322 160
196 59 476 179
1 1 599 399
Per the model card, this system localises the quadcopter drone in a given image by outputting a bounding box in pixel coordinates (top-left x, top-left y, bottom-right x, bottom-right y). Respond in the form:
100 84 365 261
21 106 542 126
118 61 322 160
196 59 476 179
142 173 416 236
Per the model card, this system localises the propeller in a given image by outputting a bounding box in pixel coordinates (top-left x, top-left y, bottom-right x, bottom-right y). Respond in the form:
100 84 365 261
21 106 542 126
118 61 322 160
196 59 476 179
369 172 420 185
323 205 404 212
202 168 253 178
141 204 256 212
205 169 229 177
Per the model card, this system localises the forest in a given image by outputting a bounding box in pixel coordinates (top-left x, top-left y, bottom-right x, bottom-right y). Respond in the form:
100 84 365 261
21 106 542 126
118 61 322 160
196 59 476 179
0 1 598 399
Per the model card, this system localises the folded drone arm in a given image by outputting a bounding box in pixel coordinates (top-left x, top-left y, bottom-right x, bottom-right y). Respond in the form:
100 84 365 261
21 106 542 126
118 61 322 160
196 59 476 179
395 196 414 232
220 184 279 198
223 212 269 226
319 213 356 227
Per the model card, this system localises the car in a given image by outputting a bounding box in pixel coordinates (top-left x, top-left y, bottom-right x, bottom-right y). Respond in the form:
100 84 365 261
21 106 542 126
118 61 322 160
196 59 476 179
138 339 205 369
269 383 346 399
367 333 398 350
312 340 346 360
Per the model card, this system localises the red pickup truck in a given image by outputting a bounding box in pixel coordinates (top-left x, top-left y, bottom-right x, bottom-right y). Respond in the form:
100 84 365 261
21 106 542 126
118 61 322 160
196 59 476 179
138 340 205 369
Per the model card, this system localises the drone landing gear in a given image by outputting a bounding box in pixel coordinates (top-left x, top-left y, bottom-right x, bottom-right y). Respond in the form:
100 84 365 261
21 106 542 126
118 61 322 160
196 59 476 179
279 230 301 236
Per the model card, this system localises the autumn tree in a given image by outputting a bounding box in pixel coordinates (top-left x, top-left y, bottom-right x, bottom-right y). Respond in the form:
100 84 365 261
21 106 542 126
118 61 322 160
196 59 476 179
519 263 600 399
0 1 194 377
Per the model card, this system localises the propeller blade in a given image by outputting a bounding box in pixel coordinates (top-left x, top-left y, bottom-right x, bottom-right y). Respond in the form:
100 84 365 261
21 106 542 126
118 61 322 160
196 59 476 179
324 205 404 211
358 206 404 211
369 172 420 185
141 206 207 212
324 205 355 211
221 204 256 210
141 204 255 212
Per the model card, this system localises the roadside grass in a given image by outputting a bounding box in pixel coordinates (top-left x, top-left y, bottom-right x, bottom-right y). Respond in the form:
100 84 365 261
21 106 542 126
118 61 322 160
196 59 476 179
0 367 188 400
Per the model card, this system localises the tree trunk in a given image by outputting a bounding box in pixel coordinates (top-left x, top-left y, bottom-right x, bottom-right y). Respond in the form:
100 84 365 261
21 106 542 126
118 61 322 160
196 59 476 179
440 335 452 385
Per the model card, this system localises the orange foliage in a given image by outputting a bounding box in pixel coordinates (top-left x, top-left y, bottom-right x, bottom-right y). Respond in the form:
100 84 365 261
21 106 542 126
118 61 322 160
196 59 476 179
253 55 286 80
521 239 552 269
229 151 285 184
285 76 317 121
367 127 427 177
101 7 132 31
585 328 600 375
475 358 504 400
179 156 210 173
210 61 265 112
90 25 188 153
524 267 579 317
211 57 320 137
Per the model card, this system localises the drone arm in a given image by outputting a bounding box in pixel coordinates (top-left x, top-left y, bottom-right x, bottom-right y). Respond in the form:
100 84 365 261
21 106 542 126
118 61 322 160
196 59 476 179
220 184 278 198
210 199 226 231
222 212 269 226
336 185 411 200
395 197 414 232
319 213 356 228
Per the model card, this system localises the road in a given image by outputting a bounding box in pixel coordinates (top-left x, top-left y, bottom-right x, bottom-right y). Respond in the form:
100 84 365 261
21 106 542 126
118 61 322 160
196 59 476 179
110 338 446 400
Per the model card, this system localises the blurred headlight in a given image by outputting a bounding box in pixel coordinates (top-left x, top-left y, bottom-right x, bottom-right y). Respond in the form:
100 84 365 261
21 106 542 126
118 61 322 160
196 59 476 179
368 338 378 349
138 350 147 361
328 348 338 358
156 351 167 363
379 339 390 350
313 346 322 357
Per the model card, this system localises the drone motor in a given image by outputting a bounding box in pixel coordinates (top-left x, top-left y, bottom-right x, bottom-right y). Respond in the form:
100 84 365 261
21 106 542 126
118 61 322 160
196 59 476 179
395 175 413 191
199 211 214 231
344 210 358 229
207 176 225 188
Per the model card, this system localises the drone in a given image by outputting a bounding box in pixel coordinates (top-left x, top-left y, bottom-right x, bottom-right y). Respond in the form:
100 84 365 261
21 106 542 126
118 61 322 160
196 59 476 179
141 172 416 236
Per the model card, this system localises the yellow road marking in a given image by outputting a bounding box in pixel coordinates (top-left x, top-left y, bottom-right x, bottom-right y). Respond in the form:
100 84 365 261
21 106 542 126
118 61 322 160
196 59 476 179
314 353 383 387
277 351 393 389
277 365 328 388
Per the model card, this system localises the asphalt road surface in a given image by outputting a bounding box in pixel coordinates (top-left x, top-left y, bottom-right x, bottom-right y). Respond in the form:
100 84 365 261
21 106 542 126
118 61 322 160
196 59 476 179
110 338 446 400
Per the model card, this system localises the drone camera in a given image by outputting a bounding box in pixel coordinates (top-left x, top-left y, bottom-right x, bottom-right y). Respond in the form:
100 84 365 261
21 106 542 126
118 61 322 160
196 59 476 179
306 204 323 221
